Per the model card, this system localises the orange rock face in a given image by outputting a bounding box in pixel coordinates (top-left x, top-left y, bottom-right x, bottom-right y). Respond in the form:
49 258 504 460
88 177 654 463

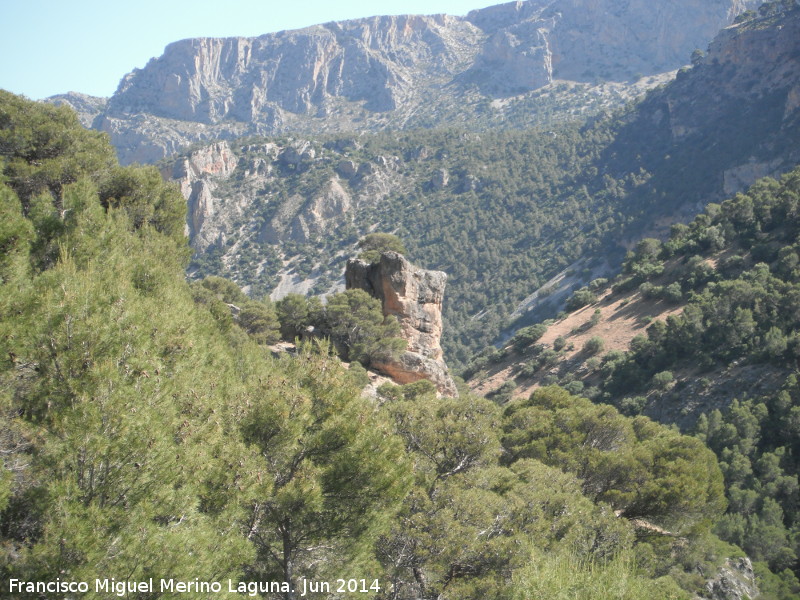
346 252 457 396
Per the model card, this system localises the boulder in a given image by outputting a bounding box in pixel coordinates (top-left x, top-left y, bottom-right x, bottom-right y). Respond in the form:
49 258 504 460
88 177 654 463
703 557 760 600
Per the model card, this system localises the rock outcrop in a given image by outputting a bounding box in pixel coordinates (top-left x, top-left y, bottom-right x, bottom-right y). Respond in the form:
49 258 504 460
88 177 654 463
45 92 107 128
167 141 241 249
702 557 760 600
346 252 457 397
52 0 758 164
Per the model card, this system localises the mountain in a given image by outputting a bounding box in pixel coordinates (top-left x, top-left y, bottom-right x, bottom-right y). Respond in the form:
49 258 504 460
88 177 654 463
162 2 800 368
53 0 758 164
8 0 800 597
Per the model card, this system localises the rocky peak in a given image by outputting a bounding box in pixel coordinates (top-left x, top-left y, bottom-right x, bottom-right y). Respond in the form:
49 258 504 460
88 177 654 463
345 252 457 396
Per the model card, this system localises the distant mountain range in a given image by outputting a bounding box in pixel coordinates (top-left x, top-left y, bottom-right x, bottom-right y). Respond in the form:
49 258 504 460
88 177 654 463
48 0 758 164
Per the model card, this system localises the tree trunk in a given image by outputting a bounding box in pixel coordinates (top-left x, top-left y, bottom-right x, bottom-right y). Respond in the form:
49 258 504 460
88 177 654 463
282 521 295 600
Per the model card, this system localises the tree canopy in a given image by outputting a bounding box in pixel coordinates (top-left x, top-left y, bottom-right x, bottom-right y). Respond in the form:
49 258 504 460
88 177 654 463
357 233 408 264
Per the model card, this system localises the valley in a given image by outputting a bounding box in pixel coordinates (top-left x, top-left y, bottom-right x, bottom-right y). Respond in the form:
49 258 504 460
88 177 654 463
3 0 800 598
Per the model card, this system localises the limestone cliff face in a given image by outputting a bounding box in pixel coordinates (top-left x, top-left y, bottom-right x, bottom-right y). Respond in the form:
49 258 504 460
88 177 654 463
167 141 240 249
345 252 457 397
57 0 757 164
105 15 478 124
170 138 403 260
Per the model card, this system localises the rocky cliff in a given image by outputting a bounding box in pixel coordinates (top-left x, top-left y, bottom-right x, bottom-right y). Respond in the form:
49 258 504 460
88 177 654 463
611 1 800 208
55 0 757 164
170 137 406 277
166 140 239 247
346 252 457 397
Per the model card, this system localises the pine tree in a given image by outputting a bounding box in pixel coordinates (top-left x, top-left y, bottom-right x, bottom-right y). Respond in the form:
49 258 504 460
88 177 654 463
240 342 411 599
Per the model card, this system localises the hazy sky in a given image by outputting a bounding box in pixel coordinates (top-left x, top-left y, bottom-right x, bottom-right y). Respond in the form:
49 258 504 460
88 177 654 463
1 0 499 100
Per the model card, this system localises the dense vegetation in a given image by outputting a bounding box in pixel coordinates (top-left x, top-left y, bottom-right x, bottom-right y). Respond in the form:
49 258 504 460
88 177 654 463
0 91 412 598
377 383 731 600
483 166 800 597
0 90 746 599
605 168 800 596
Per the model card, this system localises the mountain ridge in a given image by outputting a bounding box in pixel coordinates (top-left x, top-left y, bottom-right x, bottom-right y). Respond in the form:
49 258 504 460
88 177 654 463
48 0 758 164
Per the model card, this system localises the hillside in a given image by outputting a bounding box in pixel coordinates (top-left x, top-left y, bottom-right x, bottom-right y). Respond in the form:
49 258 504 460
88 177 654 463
1 89 763 600
467 284 684 399
7 3 800 598
48 0 758 164
467 161 800 597
159 2 800 369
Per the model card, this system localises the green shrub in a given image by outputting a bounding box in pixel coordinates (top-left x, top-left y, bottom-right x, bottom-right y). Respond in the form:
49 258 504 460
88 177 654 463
567 287 598 311
357 232 407 263
651 371 675 391
583 336 605 355
512 323 548 350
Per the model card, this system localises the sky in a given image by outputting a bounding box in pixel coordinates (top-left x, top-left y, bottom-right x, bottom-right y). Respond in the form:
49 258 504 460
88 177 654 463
1 0 499 101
